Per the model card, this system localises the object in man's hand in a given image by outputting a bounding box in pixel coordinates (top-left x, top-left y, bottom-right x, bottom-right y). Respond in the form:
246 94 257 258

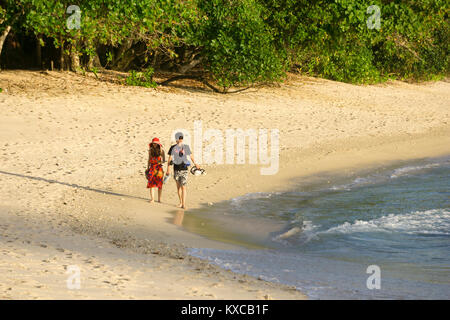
190 167 206 176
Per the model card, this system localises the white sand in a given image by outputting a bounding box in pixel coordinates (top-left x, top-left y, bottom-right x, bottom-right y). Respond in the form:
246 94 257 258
0 71 448 299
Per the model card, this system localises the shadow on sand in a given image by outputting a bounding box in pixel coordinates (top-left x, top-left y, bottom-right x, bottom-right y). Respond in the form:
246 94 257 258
0 170 149 202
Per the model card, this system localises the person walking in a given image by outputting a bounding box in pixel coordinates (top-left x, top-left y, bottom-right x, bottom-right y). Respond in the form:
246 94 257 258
166 132 200 209
146 137 165 203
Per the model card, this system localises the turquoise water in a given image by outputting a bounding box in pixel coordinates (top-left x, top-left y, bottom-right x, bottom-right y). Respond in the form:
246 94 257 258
188 157 450 299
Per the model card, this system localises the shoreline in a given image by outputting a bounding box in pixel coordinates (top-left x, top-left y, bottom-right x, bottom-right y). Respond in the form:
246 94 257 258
1 71 449 299
56 129 449 300
180 152 450 251
182 154 450 300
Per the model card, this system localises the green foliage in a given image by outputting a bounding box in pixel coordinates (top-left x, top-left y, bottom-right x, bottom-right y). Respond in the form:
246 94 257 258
1 0 448 86
259 0 448 83
90 66 99 78
194 0 287 87
125 67 157 88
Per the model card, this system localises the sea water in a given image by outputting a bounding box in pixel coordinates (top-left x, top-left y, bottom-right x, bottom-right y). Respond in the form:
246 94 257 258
187 157 450 299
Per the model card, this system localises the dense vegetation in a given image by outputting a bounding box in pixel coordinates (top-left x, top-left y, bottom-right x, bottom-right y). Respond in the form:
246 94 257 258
0 0 448 89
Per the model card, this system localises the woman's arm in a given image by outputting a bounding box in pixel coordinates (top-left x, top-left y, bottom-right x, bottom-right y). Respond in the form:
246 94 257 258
147 149 151 169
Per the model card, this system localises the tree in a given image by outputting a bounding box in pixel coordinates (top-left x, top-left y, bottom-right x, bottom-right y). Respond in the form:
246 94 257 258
1 0 448 84
0 1 29 68
194 0 287 88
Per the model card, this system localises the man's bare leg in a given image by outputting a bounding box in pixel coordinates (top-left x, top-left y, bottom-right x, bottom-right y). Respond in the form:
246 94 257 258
181 185 187 209
176 181 183 207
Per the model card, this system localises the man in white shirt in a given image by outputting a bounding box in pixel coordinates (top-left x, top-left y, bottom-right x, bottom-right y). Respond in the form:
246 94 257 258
166 132 200 209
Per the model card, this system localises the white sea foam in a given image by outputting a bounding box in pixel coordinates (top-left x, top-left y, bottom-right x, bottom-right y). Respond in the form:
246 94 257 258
285 209 450 244
329 161 445 191
273 220 319 243
329 177 374 191
276 227 302 240
230 192 279 206
300 220 323 242
390 163 441 179
323 209 450 236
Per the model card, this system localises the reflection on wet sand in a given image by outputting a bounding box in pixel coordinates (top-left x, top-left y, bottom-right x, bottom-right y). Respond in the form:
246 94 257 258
173 209 185 226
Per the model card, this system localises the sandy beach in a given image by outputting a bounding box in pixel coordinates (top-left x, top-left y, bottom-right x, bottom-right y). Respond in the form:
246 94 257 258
0 70 449 299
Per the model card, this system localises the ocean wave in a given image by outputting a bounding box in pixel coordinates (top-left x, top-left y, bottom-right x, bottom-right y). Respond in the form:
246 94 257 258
230 192 280 206
329 177 374 191
390 163 441 179
273 220 320 243
329 160 446 191
274 209 450 244
323 209 450 236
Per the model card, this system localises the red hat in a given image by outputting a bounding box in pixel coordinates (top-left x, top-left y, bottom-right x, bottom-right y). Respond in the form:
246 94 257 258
150 137 161 147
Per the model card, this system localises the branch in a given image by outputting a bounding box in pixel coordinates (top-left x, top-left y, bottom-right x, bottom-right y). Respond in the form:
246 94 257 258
0 25 11 46
157 74 203 86
157 74 251 94
178 56 203 74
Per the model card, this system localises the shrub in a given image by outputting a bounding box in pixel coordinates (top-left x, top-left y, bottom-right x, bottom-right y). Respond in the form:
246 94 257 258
125 68 157 88
194 0 287 88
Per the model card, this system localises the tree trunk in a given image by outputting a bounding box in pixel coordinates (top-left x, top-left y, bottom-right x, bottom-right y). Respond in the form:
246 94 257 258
87 55 94 70
113 39 133 66
69 43 80 72
59 36 65 70
115 49 136 71
0 26 12 69
60 49 65 70
36 34 42 68
87 50 102 70
151 50 159 68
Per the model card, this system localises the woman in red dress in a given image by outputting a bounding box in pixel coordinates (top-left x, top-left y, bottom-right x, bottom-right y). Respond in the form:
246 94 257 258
147 137 165 203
